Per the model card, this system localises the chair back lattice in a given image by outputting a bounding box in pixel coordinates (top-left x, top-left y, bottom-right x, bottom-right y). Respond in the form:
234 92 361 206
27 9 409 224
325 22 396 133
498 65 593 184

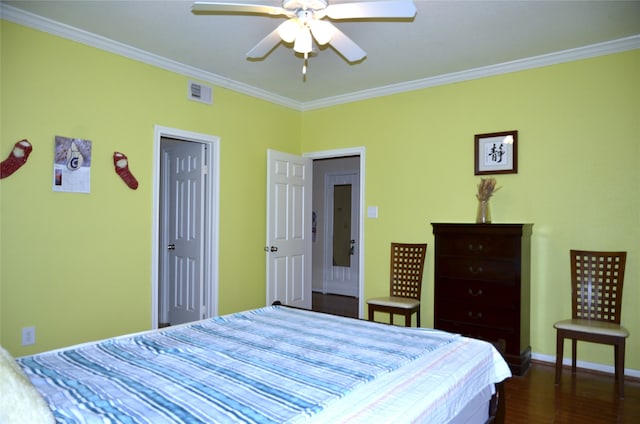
389 243 427 300
570 250 627 324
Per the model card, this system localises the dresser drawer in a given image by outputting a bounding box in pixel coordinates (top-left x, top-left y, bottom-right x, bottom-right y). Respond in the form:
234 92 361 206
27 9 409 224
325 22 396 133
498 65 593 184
436 235 520 258
436 257 519 282
435 278 518 305
436 299 518 330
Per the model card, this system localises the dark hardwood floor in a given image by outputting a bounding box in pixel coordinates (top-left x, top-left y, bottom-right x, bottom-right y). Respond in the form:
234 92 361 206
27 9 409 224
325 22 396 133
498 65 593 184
312 291 358 319
505 361 640 423
312 292 640 423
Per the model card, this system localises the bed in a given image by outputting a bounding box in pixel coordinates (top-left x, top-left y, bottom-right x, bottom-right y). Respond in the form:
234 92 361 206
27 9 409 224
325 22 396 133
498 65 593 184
2 305 511 424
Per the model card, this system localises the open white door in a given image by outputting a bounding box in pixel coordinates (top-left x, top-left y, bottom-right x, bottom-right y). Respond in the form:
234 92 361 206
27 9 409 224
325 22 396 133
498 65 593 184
266 149 312 309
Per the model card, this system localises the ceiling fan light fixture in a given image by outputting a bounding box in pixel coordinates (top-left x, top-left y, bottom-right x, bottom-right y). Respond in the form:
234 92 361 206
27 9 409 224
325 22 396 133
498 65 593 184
194 0 414 65
293 27 313 54
310 19 334 45
277 19 300 43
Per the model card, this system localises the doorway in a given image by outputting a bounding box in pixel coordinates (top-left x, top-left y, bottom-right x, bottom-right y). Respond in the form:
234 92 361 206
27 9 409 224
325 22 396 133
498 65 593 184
151 125 220 329
307 148 364 318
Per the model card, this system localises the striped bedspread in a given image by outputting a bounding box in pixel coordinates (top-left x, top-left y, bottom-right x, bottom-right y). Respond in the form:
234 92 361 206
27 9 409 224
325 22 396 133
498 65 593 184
18 306 464 424
18 306 473 424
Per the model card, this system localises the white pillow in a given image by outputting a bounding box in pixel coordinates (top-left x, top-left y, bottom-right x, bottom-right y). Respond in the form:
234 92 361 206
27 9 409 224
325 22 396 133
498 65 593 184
0 346 55 424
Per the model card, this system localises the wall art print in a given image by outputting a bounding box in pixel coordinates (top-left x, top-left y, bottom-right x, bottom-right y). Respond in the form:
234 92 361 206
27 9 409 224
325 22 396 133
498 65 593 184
474 130 518 175
53 136 92 193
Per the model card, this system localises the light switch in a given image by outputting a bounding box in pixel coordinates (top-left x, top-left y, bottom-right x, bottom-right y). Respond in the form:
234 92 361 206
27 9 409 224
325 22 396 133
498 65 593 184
367 206 378 218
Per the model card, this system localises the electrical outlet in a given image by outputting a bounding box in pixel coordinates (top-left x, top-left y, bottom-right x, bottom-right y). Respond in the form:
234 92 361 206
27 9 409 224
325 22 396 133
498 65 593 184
22 326 35 346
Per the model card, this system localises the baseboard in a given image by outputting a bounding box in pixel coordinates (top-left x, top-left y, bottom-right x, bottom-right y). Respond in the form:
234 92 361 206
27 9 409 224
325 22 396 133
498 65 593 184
314 286 357 297
532 352 640 379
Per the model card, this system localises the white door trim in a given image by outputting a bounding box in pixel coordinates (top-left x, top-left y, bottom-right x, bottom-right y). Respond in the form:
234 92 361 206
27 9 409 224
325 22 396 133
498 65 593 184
151 125 220 329
304 147 365 318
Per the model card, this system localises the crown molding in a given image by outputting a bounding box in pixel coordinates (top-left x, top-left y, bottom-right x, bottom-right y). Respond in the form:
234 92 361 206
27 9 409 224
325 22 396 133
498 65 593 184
1 4 303 110
3 3 638 112
302 34 640 111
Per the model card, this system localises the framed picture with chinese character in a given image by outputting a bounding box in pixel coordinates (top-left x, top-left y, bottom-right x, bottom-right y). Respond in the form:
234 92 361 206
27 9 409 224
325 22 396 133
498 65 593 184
474 130 518 175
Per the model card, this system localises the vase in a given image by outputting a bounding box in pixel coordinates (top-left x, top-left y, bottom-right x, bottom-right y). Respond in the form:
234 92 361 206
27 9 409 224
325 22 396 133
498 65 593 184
476 200 491 224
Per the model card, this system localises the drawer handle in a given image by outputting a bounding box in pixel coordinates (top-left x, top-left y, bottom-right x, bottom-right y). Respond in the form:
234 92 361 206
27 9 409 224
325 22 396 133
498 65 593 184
468 266 484 274
468 288 483 297
467 311 483 319
467 243 483 253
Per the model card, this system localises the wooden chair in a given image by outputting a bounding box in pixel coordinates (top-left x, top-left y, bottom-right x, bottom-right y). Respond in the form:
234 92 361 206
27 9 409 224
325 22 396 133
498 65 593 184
553 250 628 398
367 243 427 327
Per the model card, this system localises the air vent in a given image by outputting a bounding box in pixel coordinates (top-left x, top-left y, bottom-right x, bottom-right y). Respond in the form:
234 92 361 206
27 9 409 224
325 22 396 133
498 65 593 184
188 80 213 105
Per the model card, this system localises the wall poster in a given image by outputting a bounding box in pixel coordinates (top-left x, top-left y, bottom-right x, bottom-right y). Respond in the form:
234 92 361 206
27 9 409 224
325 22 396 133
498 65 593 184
53 136 92 193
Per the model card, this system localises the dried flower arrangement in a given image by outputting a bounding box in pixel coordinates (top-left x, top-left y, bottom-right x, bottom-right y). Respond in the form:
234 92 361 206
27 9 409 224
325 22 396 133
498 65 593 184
476 177 500 202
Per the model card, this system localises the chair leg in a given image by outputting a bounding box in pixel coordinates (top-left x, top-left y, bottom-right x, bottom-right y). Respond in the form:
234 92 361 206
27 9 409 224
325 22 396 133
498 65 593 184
404 312 411 327
615 340 625 398
368 306 374 322
389 312 394 325
615 342 620 397
571 339 578 374
417 309 421 327
555 331 564 385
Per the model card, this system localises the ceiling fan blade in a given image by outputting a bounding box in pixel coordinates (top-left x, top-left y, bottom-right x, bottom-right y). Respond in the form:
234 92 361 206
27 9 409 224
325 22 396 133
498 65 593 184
328 25 366 63
192 2 288 16
324 0 417 20
246 28 282 59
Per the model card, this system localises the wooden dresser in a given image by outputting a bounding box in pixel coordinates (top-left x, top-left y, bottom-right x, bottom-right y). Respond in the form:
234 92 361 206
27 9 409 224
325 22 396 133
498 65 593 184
431 223 533 375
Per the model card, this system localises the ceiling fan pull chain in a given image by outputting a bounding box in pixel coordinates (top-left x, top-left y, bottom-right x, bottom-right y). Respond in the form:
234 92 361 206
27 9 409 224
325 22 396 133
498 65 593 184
302 52 308 78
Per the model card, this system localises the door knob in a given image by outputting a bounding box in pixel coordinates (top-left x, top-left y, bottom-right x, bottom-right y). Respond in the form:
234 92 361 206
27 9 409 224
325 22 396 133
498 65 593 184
167 244 176 250
270 246 278 252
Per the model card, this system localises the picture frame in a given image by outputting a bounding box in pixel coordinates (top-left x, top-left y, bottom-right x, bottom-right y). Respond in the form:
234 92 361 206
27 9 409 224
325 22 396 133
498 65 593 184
474 130 518 175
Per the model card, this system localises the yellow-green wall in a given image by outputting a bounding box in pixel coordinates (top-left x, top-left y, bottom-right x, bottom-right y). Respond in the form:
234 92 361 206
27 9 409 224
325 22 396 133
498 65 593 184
2 20 639 372
0 21 300 355
302 49 640 371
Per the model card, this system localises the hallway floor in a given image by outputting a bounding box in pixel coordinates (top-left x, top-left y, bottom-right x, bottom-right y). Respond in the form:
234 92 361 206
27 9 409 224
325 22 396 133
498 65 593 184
311 292 358 319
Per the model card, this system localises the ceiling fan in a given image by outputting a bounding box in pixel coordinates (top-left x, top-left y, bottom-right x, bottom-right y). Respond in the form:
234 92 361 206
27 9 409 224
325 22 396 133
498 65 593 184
192 0 417 71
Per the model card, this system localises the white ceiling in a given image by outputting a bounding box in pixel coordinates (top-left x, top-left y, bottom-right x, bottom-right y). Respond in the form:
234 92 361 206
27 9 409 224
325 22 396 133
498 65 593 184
3 0 640 109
